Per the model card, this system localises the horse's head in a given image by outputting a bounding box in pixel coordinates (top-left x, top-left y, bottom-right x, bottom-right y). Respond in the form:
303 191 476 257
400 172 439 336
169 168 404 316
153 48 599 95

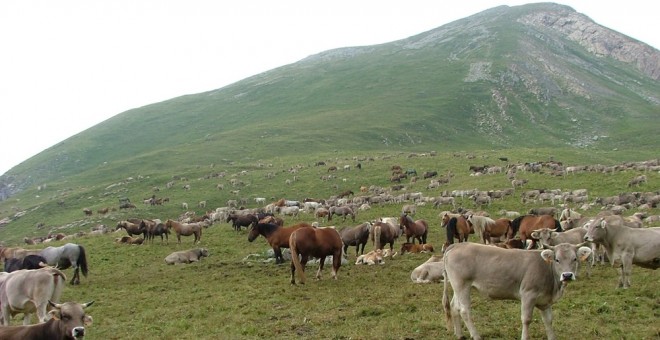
247 223 262 242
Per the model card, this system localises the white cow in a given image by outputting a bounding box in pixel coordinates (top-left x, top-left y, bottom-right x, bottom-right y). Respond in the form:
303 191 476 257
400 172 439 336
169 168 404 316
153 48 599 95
584 217 660 288
442 242 591 340
0 267 67 325
410 254 444 283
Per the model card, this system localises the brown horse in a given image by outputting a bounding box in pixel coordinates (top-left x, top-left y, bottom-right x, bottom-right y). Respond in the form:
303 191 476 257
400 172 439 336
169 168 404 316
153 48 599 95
441 213 472 248
399 214 429 244
466 215 512 244
116 220 147 239
369 221 400 252
248 222 311 264
508 215 561 249
165 219 203 244
289 226 343 284
226 213 258 232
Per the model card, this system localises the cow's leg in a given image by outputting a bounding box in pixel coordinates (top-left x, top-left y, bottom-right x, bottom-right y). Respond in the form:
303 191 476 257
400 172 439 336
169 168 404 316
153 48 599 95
22 313 32 325
620 255 633 288
449 296 464 338
539 306 556 340
454 284 479 340
520 298 536 340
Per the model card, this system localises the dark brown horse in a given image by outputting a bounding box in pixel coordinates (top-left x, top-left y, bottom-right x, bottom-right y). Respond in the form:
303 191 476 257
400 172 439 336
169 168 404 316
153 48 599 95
338 223 371 257
165 219 203 244
399 214 429 244
441 213 471 250
226 213 258 232
248 222 311 264
369 221 400 252
289 226 343 284
116 220 147 239
508 215 561 249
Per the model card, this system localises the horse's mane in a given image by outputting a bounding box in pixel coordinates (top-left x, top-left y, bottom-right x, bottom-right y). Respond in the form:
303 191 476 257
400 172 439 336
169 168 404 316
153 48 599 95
255 222 280 236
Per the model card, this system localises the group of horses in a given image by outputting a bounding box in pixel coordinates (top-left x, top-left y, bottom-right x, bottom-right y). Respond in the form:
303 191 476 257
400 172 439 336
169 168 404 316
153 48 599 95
442 212 561 250
0 243 88 285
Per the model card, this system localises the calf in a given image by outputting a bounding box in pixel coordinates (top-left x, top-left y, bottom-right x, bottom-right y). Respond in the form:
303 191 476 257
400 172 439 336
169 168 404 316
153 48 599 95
443 242 591 340
410 255 444 283
0 301 93 340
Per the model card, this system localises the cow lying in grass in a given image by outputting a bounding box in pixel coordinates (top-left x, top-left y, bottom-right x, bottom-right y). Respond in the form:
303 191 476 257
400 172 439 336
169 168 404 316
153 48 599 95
410 254 444 283
165 248 209 265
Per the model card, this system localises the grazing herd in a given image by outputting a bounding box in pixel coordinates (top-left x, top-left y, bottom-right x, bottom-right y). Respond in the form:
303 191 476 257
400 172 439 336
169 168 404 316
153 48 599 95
0 155 658 339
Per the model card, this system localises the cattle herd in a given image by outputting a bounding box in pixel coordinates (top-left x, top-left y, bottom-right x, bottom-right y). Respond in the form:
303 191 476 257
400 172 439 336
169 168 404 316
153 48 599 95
0 155 658 338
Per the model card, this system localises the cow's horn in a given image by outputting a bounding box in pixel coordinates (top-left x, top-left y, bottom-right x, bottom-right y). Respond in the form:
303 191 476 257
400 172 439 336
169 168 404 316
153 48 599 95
541 242 555 250
48 300 62 309
82 301 95 308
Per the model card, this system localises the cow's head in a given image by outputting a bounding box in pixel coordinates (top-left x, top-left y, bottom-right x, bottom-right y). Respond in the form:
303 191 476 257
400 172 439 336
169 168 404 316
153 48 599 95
540 243 591 283
583 218 605 243
48 300 94 339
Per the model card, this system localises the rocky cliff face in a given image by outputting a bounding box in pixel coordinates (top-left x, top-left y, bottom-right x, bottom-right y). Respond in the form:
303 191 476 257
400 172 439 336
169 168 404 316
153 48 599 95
518 6 660 80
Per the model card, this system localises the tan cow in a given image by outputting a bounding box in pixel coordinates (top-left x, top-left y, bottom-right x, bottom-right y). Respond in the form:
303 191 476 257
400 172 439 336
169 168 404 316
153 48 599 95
0 267 67 325
0 301 93 340
442 242 591 340
164 248 209 265
584 217 660 288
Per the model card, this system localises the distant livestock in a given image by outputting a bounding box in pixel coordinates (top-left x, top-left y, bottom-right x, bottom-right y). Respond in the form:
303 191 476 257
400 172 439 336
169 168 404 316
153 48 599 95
165 248 209 265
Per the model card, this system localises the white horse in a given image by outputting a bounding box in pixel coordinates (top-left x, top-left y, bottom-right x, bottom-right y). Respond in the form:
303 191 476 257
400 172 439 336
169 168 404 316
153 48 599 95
466 214 496 244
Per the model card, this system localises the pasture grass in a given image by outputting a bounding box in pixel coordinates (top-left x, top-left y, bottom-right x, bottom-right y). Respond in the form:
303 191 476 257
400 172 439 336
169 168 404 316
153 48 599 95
1 149 658 339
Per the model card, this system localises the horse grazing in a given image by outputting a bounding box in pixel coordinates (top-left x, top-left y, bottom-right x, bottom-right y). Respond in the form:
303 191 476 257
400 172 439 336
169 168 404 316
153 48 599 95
116 220 147 239
508 215 561 249
328 206 356 222
399 214 428 244
338 223 371 257
248 222 311 264
289 226 343 284
165 219 203 244
226 213 258 232
39 243 89 285
441 213 471 249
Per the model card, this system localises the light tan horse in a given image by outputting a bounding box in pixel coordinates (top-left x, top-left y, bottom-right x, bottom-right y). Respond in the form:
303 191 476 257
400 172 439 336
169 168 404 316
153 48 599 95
165 219 203 244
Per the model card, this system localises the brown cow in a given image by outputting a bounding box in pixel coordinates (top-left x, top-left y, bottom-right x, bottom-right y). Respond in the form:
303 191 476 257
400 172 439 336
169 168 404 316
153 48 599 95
0 301 93 340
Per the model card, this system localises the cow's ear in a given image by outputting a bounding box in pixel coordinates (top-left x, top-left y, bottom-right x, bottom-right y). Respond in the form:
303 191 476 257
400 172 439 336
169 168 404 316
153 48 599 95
49 309 62 320
577 247 592 262
540 249 554 263
549 231 558 239
84 315 93 326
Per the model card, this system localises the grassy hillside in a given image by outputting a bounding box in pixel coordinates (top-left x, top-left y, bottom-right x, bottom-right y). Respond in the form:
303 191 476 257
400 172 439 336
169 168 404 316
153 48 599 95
1 3 658 197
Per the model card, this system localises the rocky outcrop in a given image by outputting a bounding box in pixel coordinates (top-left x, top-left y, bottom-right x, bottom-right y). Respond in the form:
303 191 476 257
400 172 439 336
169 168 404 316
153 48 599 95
518 7 660 80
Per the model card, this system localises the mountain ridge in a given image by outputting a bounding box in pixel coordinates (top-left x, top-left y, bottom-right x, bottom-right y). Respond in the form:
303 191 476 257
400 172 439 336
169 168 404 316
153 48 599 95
1 2 658 200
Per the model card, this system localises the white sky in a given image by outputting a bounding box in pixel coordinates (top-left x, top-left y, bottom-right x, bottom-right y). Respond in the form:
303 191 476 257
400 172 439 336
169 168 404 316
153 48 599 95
1 0 658 175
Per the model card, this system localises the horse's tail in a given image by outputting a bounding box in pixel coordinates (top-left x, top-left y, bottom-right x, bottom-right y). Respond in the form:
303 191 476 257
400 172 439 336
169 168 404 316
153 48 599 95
554 218 562 232
446 218 456 244
77 245 89 277
374 225 382 250
289 231 305 284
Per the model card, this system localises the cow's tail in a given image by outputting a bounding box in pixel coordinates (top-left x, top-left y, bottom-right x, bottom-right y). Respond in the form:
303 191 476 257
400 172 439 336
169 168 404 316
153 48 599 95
442 260 452 332
289 231 305 284
374 225 382 250
49 267 67 303
77 245 89 277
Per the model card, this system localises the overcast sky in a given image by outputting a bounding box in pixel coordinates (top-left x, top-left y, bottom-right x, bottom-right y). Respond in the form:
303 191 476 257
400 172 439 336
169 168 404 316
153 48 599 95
1 0 658 175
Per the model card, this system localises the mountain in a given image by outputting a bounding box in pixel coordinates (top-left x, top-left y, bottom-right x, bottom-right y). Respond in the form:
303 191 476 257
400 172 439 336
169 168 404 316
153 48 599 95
1 2 659 198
